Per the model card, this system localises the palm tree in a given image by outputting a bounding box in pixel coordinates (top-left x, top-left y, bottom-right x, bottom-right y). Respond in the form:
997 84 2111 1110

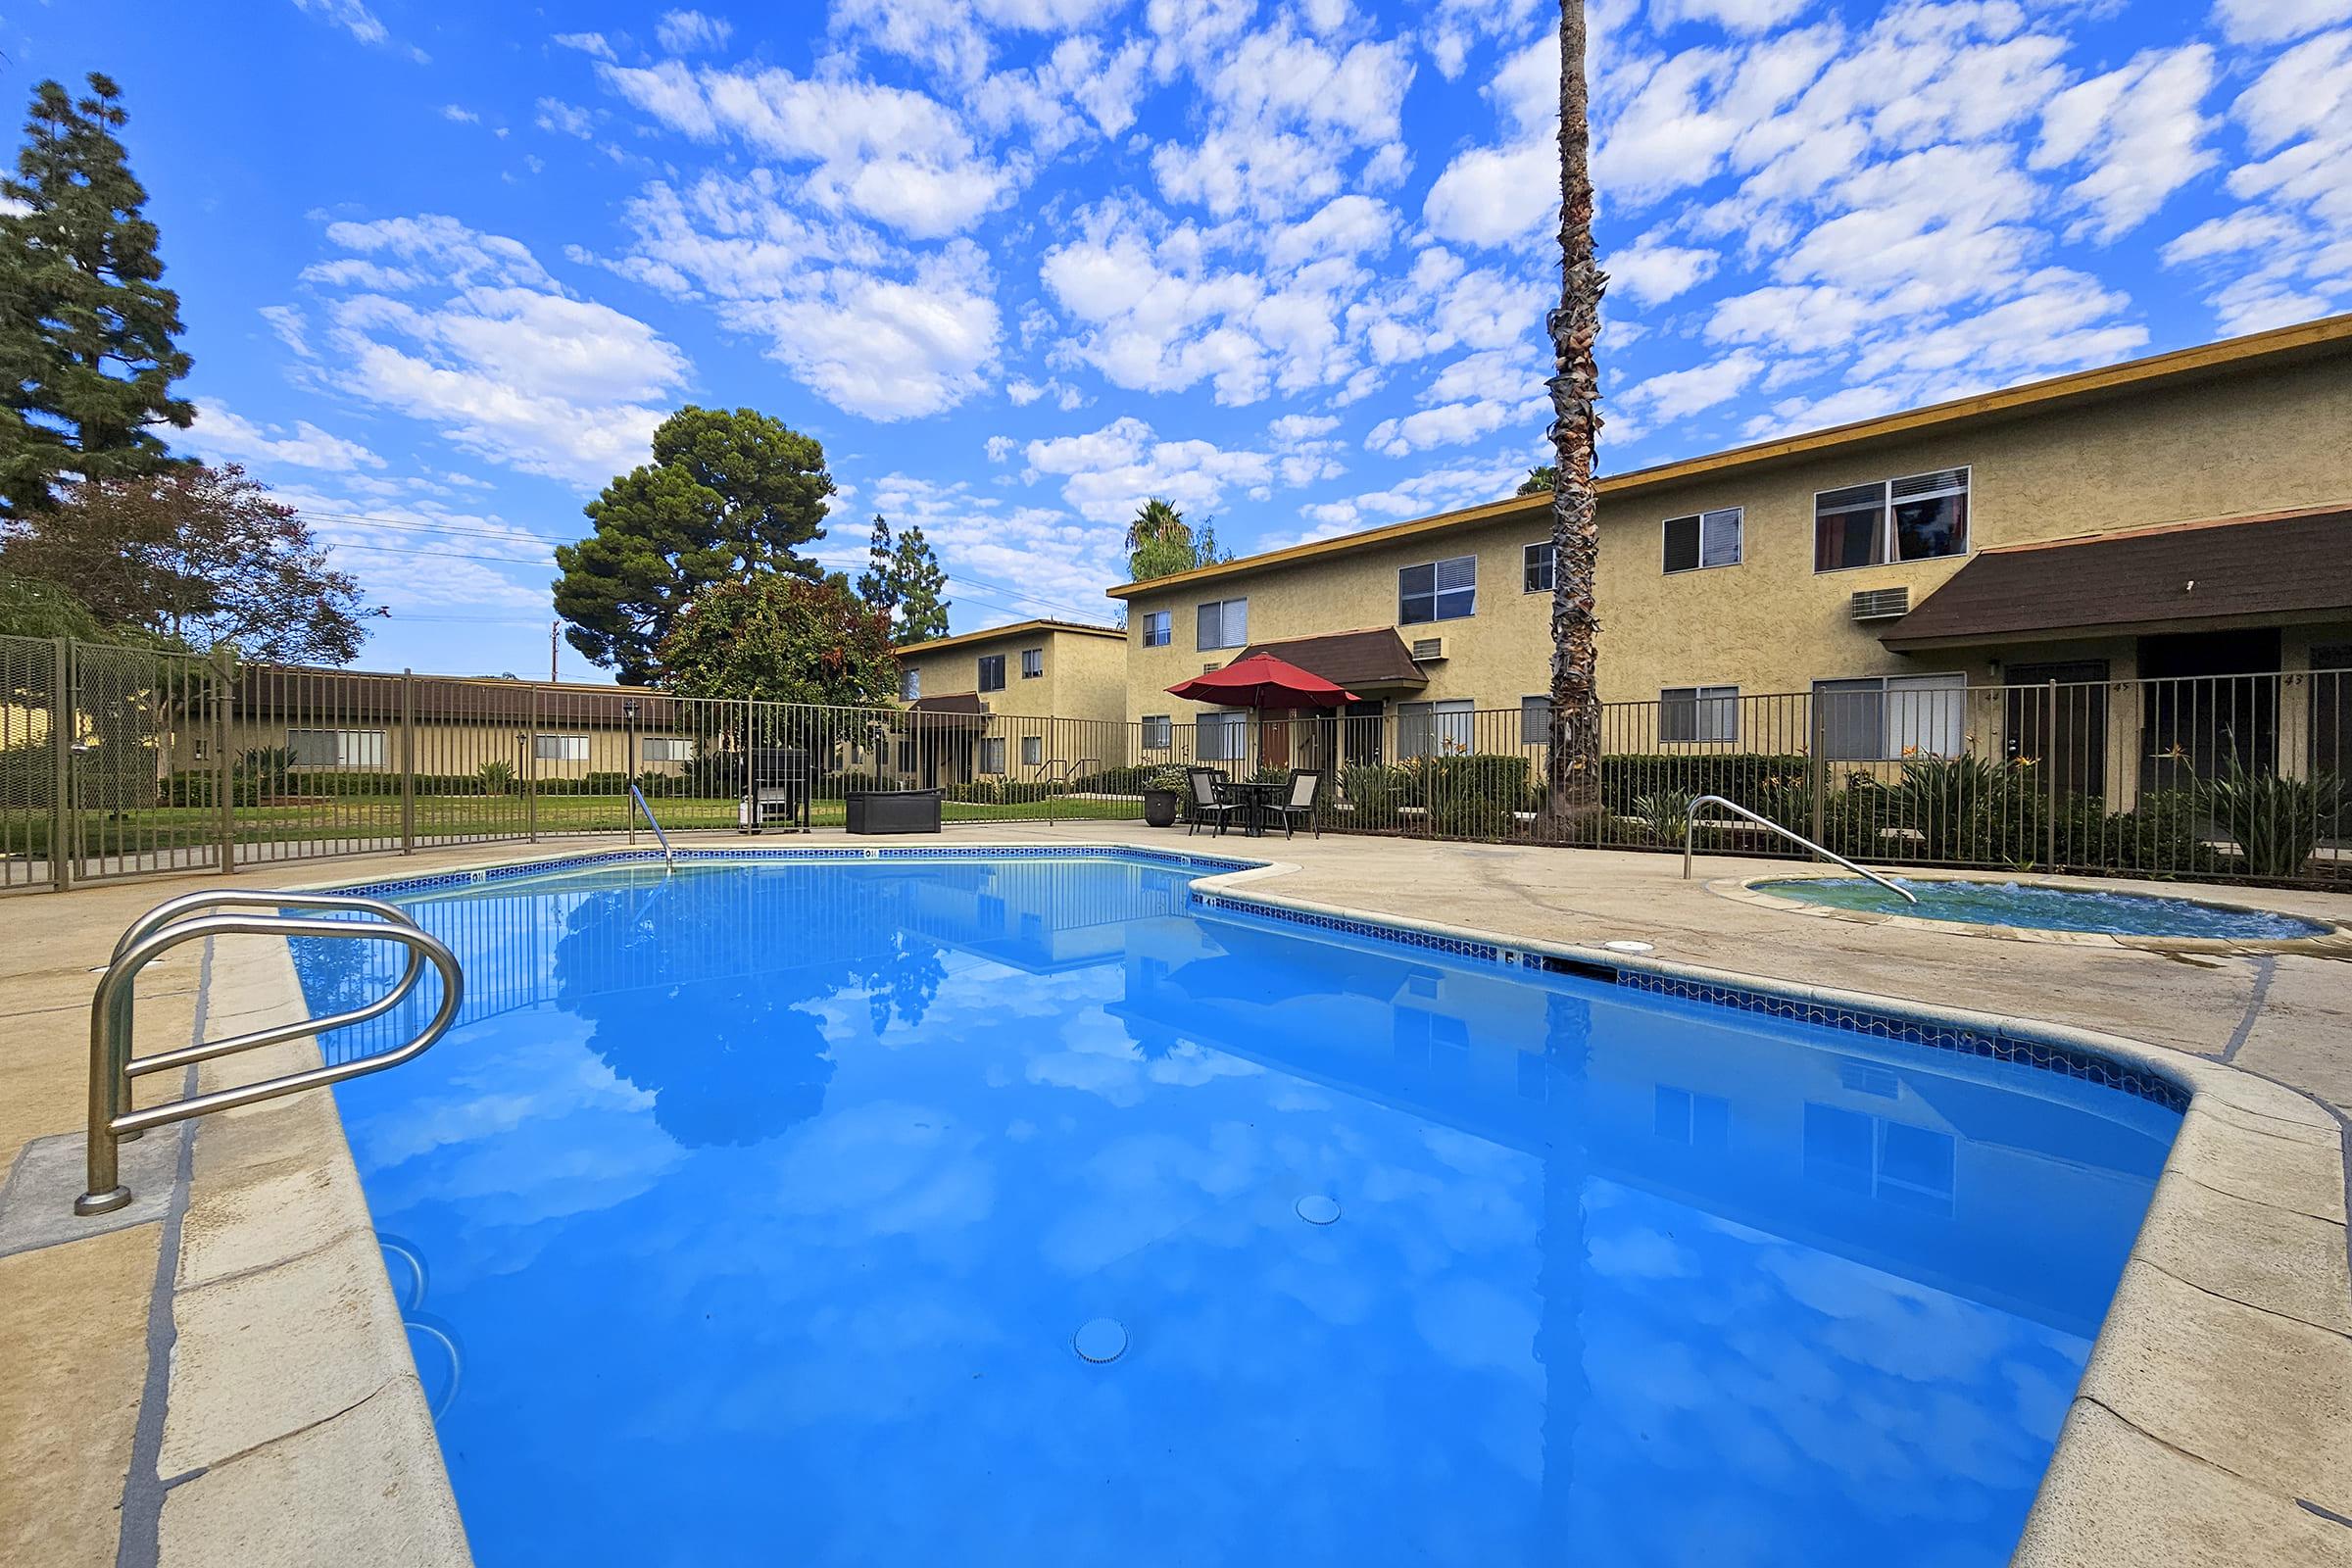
1541 0 1607 839
1124 497 1198 581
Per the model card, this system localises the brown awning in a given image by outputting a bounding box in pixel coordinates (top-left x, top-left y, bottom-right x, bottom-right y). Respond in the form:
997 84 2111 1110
907 692 987 716
1881 507 2352 650
1225 627 1426 694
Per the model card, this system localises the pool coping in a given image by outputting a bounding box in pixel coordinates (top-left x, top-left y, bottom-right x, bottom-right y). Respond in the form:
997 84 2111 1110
1714 867 2352 956
148 841 2352 1567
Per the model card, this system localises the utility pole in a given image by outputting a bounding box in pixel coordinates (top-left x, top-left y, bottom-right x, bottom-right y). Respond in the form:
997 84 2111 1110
549 620 558 684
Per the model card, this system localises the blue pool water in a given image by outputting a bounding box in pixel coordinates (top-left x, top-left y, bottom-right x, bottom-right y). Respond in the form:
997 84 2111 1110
1764 875 2330 939
299 855 2180 1568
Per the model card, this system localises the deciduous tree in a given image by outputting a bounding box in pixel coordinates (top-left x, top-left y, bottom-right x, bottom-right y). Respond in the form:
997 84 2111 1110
554 406 834 683
656 572 900 707
0 465 380 661
0 74 193 514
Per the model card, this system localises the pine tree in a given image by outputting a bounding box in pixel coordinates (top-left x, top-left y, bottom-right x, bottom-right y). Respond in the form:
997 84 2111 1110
553 406 833 683
0 74 194 514
856 512 897 612
889 526 951 646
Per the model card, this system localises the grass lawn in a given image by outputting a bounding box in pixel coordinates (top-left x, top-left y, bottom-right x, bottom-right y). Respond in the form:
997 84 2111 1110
3 791 1145 862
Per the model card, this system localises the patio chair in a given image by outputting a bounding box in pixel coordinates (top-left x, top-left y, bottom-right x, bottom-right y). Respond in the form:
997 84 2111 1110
1186 767 1248 837
1273 769 1323 839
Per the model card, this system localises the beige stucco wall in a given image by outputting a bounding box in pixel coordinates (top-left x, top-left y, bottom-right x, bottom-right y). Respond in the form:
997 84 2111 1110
899 626 1127 725
1116 351 2352 724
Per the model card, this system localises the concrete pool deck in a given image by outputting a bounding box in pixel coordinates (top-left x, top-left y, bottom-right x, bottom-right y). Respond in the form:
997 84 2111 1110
1 825 2348 1565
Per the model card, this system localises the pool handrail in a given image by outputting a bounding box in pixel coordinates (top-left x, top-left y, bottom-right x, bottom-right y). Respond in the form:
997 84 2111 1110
75 894 465 1215
629 783 676 871
1683 794 1920 906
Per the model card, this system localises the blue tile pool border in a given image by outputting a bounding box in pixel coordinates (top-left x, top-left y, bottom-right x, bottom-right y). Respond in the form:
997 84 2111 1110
315 845 2189 1115
1190 888 2193 1114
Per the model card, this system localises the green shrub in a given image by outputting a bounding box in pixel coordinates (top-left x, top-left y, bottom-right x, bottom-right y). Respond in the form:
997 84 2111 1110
1599 753 1810 816
2196 756 2345 878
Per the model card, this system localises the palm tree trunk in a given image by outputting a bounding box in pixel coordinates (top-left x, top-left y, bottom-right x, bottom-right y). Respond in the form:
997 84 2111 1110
1542 0 1606 840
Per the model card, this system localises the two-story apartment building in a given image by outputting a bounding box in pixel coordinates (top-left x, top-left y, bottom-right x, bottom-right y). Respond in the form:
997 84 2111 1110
891 617 1128 784
1110 315 2352 805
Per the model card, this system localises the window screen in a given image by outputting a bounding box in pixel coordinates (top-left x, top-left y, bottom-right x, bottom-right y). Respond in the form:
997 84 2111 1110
1523 542 1554 593
977 655 1005 692
1198 599 1249 650
1660 686 1739 743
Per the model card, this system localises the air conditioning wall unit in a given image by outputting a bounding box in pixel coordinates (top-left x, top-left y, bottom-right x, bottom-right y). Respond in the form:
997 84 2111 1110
1850 587 1910 621
1410 637 1446 662
1202 662 1221 673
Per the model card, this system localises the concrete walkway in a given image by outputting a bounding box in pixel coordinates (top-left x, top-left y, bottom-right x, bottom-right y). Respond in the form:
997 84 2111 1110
1 825 2348 1565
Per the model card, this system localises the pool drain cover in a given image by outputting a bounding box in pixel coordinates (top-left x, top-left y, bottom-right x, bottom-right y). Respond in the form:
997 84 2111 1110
1296 1195 1342 1225
1074 1318 1127 1363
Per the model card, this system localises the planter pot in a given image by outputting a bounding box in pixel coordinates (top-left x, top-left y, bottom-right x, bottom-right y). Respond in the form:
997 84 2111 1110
846 789 943 835
1142 789 1181 829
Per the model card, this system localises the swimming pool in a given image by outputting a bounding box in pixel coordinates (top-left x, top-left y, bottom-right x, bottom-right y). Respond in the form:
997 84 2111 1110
1760 875 2332 940
299 852 2180 1567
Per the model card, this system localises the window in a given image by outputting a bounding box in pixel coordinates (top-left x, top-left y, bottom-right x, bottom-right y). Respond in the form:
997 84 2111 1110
1803 1103 1954 1214
1197 598 1249 650
1814 468 1970 570
287 727 385 767
979 736 1006 774
1523 542 1554 594
1196 709 1248 760
1812 673 1966 760
1653 1085 1731 1150
1141 610 1172 648
1397 699 1473 759
1520 696 1549 745
1660 685 1740 744
533 734 589 762
641 737 695 762
1020 647 1043 679
1662 508 1742 573
978 655 1006 692
1142 714 1172 751
1021 735 1043 766
900 666 921 702
1399 556 1477 624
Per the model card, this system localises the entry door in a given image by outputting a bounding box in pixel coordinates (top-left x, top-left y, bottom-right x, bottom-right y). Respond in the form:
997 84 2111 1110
2005 661 2108 799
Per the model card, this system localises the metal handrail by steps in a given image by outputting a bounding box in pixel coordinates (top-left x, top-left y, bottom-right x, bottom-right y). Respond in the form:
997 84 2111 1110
1682 794 1919 905
629 783 676 871
74 891 465 1215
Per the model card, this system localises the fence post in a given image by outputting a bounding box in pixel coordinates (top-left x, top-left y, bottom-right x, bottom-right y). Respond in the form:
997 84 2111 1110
1807 696 1826 852
525 687 539 842
399 669 416 856
214 665 233 875
49 636 72 892
2045 678 2060 870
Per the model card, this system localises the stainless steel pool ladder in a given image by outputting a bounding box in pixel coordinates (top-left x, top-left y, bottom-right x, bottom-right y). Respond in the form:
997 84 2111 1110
74 891 466 1216
629 783 676 871
1682 794 1919 905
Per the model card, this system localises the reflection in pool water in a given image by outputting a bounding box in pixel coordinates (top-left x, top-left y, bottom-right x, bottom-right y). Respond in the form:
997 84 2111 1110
301 856 2178 1568
1761 874 2329 939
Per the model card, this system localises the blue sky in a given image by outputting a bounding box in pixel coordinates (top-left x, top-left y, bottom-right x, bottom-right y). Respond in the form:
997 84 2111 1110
4 0 2346 679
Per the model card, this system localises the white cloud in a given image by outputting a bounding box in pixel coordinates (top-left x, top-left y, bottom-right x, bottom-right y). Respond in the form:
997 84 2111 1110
2211 0 2352 45
187 400 386 472
1365 399 1525 456
830 0 1130 81
290 0 426 61
553 30 617 61
595 61 1013 238
440 104 480 124
535 97 595 139
602 172 1002 420
259 303 313 358
296 216 692 486
1648 0 1816 31
985 435 1017 462
655 9 735 54
2032 46 2218 242
1609 240 1719 304
1021 416 1290 522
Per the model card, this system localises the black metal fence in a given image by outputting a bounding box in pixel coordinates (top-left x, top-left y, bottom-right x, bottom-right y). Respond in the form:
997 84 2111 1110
3 635 2345 892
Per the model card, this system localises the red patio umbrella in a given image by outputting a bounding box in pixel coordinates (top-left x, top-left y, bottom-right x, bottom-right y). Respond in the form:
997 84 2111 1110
1165 653 1359 710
